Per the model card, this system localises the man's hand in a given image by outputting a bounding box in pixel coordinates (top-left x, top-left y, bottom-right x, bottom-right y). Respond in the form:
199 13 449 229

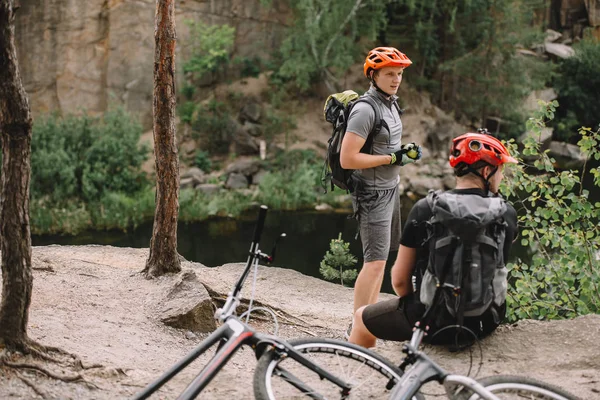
390 143 422 166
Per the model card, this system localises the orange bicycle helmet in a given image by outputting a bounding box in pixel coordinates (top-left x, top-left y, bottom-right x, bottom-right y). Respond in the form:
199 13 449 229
363 47 412 78
449 131 518 169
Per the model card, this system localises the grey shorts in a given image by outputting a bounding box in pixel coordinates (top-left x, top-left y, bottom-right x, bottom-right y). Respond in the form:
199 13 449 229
351 185 401 262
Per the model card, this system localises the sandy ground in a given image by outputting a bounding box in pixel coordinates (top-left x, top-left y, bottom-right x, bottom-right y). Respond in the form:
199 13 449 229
0 245 598 399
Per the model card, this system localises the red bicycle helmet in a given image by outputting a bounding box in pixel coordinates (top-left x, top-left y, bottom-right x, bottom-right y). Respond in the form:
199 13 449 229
363 47 412 78
449 132 517 168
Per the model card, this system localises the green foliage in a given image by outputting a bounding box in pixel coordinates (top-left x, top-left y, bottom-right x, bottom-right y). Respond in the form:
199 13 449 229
501 101 600 321
274 0 392 91
190 100 234 154
31 109 149 204
258 162 320 210
320 233 358 286
552 37 600 141
89 188 156 231
234 56 263 78
183 20 236 83
179 188 254 221
30 199 91 235
391 0 551 129
194 150 213 173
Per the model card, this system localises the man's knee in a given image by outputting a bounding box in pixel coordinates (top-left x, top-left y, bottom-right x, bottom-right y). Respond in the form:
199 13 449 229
349 306 376 348
360 260 386 274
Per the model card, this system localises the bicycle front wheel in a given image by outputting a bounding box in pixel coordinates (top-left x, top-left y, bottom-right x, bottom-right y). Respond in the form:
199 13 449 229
254 338 407 400
467 375 580 400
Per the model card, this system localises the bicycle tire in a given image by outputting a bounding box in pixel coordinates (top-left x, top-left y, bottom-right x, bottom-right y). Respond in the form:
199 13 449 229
253 338 422 400
462 375 581 400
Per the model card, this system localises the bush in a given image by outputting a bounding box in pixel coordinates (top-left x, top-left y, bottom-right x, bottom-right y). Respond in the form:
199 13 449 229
320 233 358 286
502 101 600 321
190 100 234 154
194 150 212 173
31 109 149 204
89 188 156 231
258 154 321 210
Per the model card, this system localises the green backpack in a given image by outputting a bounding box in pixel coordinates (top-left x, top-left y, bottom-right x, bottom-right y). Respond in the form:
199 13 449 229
321 90 401 193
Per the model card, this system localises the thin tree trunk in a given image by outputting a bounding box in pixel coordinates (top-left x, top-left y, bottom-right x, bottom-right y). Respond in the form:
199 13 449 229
0 0 34 351
144 0 181 277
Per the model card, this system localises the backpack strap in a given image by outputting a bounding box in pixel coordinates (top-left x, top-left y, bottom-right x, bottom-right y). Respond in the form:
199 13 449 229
352 95 383 155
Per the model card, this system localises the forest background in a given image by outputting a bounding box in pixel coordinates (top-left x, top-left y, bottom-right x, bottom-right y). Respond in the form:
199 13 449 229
9 0 600 323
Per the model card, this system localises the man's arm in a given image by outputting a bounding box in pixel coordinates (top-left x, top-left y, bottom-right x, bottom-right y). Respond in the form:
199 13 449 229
390 245 417 297
340 131 392 169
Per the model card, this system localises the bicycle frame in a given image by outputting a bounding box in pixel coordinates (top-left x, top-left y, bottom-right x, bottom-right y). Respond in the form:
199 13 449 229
134 206 354 400
389 289 502 400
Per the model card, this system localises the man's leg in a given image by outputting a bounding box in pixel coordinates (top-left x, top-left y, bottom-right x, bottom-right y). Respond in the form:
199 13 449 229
353 260 386 313
349 296 421 348
348 306 377 348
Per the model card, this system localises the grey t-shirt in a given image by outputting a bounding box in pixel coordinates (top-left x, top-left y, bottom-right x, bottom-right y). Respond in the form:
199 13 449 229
345 87 403 190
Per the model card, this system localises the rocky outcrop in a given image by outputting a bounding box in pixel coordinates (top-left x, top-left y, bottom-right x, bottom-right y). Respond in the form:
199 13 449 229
14 0 292 128
159 269 216 333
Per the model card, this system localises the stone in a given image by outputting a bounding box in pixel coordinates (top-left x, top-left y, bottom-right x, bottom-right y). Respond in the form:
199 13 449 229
232 126 260 155
180 177 195 190
240 102 262 123
160 270 216 333
523 89 558 113
544 42 575 58
181 167 205 186
14 0 293 128
242 121 263 137
407 176 445 197
519 127 554 152
195 183 221 196
225 158 262 176
225 173 249 189
548 141 587 169
545 29 563 42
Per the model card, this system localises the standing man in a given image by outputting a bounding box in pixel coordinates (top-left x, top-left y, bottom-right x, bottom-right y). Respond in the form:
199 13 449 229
340 47 423 337
349 132 518 348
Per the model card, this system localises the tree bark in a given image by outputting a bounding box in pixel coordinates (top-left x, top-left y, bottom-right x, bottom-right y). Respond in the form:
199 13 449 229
144 0 181 277
0 0 34 351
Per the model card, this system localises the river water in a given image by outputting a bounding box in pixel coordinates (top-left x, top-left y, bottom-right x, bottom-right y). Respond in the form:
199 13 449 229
32 160 599 293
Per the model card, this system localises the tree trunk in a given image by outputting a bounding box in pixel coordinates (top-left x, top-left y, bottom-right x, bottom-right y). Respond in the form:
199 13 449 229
0 0 34 351
144 0 181 277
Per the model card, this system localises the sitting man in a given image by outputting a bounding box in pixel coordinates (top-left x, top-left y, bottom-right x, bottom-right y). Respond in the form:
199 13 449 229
349 131 518 348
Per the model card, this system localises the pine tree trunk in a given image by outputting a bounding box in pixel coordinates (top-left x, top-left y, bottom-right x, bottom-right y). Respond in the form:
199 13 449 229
0 0 34 350
145 0 181 277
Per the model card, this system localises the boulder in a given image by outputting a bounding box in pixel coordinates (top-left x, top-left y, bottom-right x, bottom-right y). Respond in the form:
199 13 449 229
519 127 554 152
242 121 263 137
232 120 260 155
548 141 588 169
225 158 262 176
545 29 563 42
181 167 205 186
195 183 221 195
544 42 575 58
240 102 262 123
225 172 249 189
160 270 216 333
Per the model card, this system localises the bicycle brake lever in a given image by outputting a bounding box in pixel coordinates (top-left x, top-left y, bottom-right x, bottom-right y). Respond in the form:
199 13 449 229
269 233 286 263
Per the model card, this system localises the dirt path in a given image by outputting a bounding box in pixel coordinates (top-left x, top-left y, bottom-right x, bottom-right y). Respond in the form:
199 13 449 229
0 245 598 399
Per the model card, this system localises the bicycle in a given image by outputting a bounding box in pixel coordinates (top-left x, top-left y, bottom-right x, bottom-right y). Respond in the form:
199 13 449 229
382 285 581 400
133 205 406 400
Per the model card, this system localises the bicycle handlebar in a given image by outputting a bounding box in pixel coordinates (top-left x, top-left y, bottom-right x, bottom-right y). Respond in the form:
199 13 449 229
253 205 268 245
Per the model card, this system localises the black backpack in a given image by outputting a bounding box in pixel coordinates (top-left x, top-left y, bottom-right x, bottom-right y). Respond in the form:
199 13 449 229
418 190 509 326
321 90 401 193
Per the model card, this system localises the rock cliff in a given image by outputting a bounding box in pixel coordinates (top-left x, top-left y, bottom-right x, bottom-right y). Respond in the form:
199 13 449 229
14 0 291 127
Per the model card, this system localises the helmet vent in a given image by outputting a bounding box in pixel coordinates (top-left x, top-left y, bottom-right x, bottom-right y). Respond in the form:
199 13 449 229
468 140 482 151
